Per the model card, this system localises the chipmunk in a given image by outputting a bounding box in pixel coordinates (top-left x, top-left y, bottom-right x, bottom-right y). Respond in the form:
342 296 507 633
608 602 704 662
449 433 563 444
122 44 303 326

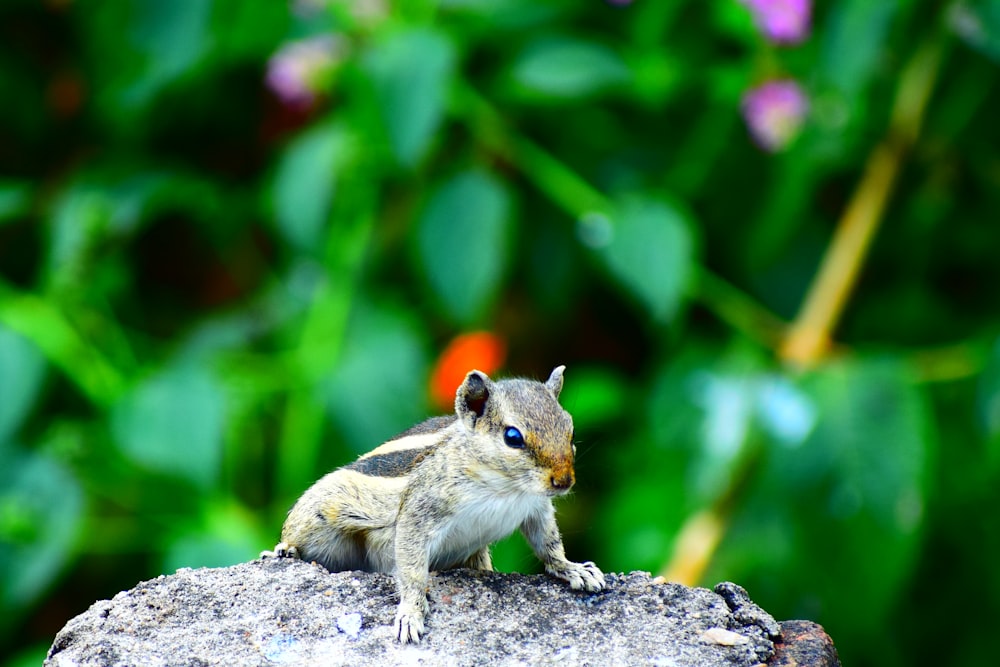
261 365 605 643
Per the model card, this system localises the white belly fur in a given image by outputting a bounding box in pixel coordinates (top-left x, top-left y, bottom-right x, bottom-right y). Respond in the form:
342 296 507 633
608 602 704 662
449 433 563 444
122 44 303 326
428 491 547 570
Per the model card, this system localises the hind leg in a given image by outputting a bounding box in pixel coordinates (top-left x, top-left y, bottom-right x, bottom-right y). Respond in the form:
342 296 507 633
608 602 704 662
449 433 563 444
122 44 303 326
462 546 493 571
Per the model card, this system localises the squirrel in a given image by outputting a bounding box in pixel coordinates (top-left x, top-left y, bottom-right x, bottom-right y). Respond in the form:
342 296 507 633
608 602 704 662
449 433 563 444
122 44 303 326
261 365 605 643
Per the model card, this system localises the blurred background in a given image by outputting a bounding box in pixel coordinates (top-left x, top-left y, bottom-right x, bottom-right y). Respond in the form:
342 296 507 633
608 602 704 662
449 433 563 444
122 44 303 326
2 0 999 664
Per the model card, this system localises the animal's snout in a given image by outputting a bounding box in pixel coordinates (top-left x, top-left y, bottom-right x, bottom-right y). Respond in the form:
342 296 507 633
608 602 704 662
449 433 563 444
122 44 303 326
549 470 575 491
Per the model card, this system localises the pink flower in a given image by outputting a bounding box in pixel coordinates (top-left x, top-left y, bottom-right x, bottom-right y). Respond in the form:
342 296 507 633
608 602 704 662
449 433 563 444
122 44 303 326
739 0 811 45
741 80 808 152
265 36 343 108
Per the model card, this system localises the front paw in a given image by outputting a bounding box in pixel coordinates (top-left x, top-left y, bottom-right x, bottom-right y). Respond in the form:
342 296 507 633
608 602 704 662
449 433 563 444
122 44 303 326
549 560 605 592
260 542 299 560
394 605 426 644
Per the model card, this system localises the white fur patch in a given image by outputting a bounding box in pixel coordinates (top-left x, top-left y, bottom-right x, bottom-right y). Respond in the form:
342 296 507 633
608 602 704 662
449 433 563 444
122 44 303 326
359 431 441 459
428 491 549 569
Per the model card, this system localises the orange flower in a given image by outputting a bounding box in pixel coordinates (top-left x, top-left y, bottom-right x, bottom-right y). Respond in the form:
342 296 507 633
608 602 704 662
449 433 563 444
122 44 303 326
430 331 507 410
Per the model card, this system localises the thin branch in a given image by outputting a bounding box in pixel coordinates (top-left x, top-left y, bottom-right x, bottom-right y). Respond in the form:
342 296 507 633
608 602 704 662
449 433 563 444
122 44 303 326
660 509 725 585
693 266 787 349
780 34 947 367
662 30 949 586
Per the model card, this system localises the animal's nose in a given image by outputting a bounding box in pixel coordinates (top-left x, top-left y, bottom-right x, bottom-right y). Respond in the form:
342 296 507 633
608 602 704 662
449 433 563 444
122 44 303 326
550 471 574 491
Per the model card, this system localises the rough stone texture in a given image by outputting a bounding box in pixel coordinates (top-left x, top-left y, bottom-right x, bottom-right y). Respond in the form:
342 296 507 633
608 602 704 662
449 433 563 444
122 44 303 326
45 558 831 667
771 621 842 667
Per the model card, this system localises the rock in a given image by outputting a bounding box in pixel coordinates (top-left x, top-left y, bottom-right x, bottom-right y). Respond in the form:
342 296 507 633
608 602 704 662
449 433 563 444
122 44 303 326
45 559 832 666
335 611 363 639
771 620 842 667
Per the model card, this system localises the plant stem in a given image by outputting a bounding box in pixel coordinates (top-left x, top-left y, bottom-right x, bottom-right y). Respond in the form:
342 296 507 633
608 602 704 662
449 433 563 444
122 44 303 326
457 85 612 218
693 267 787 349
662 31 949 587
780 33 946 367
660 509 725 585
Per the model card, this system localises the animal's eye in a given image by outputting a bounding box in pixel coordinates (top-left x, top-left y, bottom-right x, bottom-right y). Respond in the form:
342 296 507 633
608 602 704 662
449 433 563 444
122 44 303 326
503 426 525 449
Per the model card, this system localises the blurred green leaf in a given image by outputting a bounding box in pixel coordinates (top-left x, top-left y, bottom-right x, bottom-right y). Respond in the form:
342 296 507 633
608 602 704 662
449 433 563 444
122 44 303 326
0 449 84 611
820 0 900 97
117 0 213 111
43 174 171 289
950 0 1000 62
0 181 31 225
414 169 513 325
508 36 631 100
597 194 696 323
45 174 225 288
271 122 354 251
45 185 111 289
111 362 226 487
365 28 456 166
0 326 46 445
0 284 125 406
441 0 567 31
325 302 430 454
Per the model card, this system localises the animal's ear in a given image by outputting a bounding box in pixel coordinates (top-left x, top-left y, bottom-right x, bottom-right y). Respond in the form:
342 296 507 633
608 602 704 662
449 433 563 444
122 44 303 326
545 365 565 399
456 370 493 422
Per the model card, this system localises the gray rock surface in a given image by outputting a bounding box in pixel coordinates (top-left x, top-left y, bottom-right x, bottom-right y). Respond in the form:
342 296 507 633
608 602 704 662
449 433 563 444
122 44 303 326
46 558 784 666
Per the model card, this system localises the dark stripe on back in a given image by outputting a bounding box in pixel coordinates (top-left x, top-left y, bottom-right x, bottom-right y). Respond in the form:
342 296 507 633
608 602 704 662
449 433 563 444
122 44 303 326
394 415 457 439
344 445 437 477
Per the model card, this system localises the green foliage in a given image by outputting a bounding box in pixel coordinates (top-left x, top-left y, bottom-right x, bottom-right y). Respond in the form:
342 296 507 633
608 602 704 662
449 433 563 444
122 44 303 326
507 36 631 100
0 446 84 611
415 169 513 324
712 357 934 645
1 1 1000 666
596 194 696 323
111 362 226 488
270 121 355 251
0 328 46 442
325 302 431 452
365 27 456 166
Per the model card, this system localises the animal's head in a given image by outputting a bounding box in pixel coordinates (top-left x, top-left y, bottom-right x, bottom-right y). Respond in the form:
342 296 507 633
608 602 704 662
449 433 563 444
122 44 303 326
454 366 575 496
